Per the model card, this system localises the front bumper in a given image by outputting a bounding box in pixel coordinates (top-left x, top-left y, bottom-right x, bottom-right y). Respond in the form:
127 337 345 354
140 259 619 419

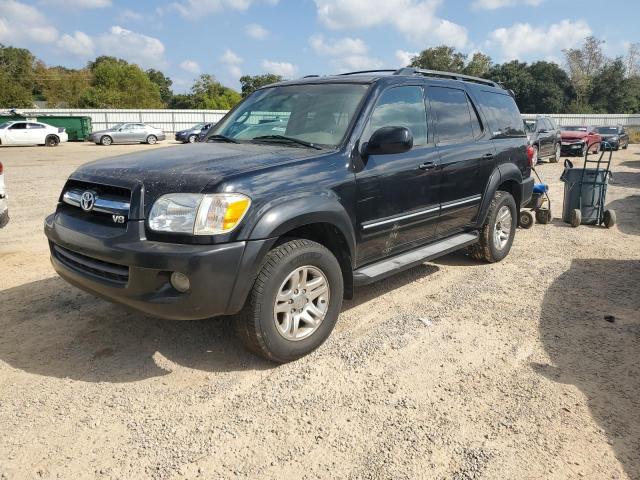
44 213 271 320
561 142 585 155
601 139 619 150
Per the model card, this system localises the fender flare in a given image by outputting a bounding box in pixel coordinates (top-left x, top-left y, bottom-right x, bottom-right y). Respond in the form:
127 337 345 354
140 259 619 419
476 163 523 227
247 192 357 260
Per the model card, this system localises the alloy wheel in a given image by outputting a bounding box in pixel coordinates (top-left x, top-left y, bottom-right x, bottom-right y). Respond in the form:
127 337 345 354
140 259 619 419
493 205 512 250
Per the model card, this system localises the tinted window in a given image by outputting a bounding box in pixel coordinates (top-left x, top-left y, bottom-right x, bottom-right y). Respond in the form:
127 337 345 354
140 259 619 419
363 86 427 146
429 87 474 144
476 91 526 138
547 118 558 130
9 123 27 130
28 123 45 129
468 97 483 138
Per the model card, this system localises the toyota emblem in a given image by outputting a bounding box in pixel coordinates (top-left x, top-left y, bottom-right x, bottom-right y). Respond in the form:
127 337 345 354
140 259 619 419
80 191 96 212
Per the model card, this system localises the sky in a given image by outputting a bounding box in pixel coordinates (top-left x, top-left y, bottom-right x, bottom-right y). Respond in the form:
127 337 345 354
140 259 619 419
1 0 638 92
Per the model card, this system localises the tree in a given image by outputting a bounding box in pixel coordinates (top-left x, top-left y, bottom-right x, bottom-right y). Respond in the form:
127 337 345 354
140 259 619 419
487 61 535 111
464 52 492 77
589 58 638 113
146 68 174 105
0 69 33 107
78 57 164 108
35 65 91 107
563 36 608 108
0 44 39 107
526 61 573 113
239 73 283 98
190 74 241 109
625 42 640 78
410 46 467 72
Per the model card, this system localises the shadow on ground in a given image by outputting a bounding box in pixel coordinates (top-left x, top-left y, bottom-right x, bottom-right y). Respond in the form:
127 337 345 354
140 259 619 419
535 259 640 479
0 262 441 383
620 160 640 169
607 194 640 236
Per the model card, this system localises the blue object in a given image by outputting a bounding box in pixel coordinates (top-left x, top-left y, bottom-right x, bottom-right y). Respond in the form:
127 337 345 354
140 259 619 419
533 183 548 194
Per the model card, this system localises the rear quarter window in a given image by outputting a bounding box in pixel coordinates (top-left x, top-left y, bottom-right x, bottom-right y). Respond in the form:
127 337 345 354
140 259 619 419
476 90 526 139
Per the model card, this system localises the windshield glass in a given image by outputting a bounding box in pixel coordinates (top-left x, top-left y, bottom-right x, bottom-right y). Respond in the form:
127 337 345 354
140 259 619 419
562 126 587 132
211 83 369 148
191 123 205 129
596 126 618 134
109 123 125 131
0 122 10 129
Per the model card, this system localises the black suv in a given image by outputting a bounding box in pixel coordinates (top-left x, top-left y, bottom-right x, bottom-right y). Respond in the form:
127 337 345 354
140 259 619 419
45 68 533 363
595 125 629 150
524 116 561 163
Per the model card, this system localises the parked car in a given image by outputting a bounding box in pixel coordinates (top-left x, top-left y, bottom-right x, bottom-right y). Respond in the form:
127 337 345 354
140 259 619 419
524 116 561 163
197 123 214 142
44 67 533 363
560 126 601 157
88 123 166 146
0 161 7 228
0 121 68 147
175 123 209 143
595 125 629 150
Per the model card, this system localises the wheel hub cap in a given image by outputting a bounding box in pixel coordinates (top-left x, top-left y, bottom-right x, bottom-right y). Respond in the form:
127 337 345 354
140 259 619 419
274 266 330 341
494 206 512 250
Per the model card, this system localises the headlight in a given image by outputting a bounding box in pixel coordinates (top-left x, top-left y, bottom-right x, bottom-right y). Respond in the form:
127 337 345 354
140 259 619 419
611 136 619 141
148 193 251 235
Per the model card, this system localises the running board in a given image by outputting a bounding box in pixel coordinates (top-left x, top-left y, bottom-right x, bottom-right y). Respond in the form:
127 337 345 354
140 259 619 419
353 232 479 286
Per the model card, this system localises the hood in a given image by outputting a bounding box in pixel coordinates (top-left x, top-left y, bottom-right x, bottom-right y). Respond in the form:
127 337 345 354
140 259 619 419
70 142 326 204
561 131 588 140
599 133 618 139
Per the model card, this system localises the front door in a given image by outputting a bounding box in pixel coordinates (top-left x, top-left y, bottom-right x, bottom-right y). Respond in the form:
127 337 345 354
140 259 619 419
6 122 30 144
355 85 440 265
428 86 494 236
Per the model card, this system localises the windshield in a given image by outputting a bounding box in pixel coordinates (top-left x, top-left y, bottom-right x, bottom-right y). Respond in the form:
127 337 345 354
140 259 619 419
211 83 369 148
562 126 588 132
0 122 10 129
596 126 618 134
191 123 206 130
524 120 536 133
108 123 125 131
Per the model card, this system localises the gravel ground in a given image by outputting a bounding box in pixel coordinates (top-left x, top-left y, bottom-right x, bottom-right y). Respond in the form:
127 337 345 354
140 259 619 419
0 141 638 480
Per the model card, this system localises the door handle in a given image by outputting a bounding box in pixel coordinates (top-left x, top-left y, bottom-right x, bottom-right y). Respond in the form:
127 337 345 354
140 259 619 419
418 162 436 170
482 153 495 159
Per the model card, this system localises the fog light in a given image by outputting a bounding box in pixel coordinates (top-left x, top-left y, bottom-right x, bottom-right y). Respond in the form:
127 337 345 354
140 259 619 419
170 272 190 293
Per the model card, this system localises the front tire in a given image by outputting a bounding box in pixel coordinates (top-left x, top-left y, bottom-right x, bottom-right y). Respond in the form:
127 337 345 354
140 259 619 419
234 239 344 363
550 143 560 163
188 134 197 143
469 191 517 263
146 135 157 145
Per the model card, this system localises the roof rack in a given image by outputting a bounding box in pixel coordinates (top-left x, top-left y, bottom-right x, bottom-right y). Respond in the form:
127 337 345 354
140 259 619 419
337 69 398 76
393 67 499 88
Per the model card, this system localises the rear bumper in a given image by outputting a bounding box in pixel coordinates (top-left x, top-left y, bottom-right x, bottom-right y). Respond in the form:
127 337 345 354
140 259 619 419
44 213 271 320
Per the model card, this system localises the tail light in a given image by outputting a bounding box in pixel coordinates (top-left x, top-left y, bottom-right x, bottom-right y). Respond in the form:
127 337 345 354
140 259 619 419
58 127 65 133
0 161 3 175
526 145 535 167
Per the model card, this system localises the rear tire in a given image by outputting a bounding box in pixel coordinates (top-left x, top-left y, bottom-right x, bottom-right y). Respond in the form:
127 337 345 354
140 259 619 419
146 135 157 145
603 209 616 228
45 135 59 147
100 135 112 146
233 239 344 363
469 191 517 263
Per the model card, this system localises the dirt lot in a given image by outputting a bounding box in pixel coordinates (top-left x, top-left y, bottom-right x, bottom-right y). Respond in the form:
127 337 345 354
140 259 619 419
0 141 638 480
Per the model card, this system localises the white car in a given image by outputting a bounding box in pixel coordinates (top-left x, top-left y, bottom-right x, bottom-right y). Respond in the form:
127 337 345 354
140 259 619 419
0 120 68 147
0 161 8 228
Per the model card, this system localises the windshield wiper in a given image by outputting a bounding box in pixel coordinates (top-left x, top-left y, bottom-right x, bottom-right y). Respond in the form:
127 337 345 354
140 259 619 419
206 134 239 144
251 135 322 150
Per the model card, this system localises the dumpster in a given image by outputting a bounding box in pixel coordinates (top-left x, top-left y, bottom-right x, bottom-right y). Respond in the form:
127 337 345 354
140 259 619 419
0 114 92 141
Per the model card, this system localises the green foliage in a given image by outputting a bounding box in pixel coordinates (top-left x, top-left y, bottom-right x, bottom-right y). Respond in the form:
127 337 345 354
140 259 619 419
0 44 39 107
78 57 164 108
190 74 241 109
410 46 466 72
589 58 638 113
239 73 283 98
146 68 174 105
35 65 91 107
0 69 33 108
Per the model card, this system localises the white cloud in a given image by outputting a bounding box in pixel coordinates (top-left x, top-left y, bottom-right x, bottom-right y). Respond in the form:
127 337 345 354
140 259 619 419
168 0 278 19
118 9 144 21
41 0 111 6
395 49 417 66
180 59 201 74
336 55 383 72
261 60 298 77
220 49 243 65
313 0 468 47
309 34 368 57
245 23 269 40
96 26 166 69
0 0 58 44
472 0 542 9
57 31 94 57
487 20 591 61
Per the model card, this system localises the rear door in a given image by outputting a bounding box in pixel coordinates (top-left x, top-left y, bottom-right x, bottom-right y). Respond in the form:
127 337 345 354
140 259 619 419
428 85 495 236
355 84 440 264
5 122 30 144
27 123 46 144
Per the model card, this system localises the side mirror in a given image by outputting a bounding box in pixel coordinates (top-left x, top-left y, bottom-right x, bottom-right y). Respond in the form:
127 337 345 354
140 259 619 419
363 126 413 157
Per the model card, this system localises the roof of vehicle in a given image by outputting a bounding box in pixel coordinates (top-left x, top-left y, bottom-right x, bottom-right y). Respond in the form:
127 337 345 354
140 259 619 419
267 67 506 92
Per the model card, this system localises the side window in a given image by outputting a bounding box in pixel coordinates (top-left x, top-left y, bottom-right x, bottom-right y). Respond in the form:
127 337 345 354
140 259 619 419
9 123 27 130
468 96 484 138
429 87 475 144
475 91 526 138
363 86 427 146
547 118 558 130
28 123 45 129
